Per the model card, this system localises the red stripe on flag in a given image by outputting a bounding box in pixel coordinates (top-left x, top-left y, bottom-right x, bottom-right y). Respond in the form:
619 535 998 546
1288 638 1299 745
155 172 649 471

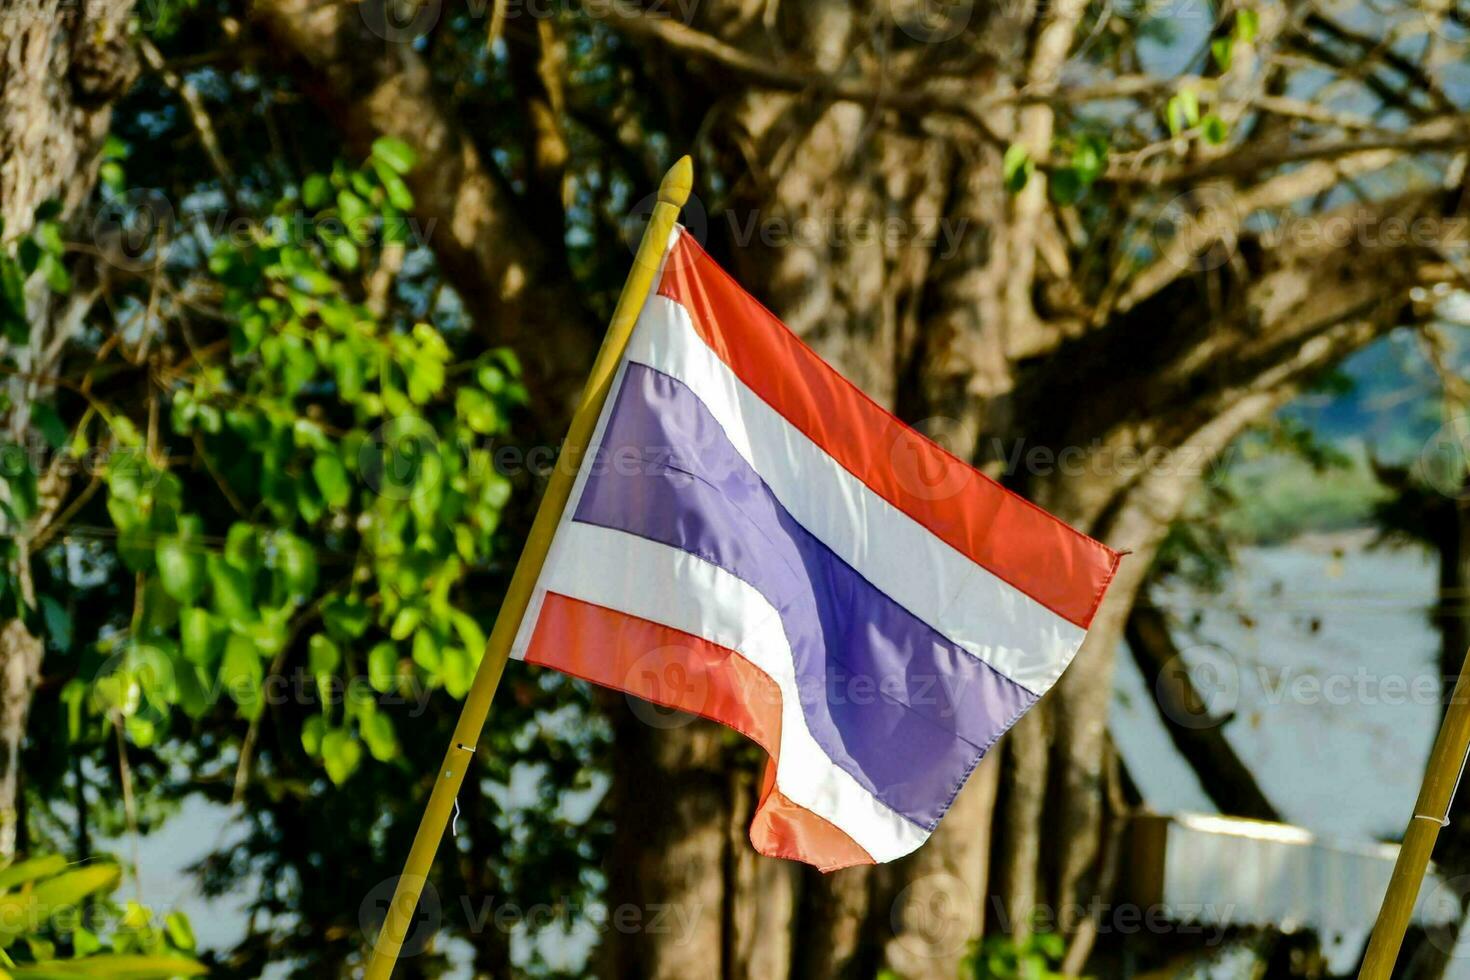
524 592 876 872
658 232 1120 629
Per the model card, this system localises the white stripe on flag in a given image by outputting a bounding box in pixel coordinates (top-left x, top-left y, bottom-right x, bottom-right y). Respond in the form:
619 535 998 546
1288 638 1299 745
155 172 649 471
530 521 930 863
626 295 1087 695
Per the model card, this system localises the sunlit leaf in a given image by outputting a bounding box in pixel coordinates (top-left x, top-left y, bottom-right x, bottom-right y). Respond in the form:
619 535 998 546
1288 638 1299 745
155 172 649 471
1003 144 1032 193
370 136 418 175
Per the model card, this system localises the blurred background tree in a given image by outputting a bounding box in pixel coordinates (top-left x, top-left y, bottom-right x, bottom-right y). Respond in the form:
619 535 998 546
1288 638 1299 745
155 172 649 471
2 0 1469 977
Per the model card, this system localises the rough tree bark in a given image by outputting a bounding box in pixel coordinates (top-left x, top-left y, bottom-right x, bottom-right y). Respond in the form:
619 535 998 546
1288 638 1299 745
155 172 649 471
0 0 137 862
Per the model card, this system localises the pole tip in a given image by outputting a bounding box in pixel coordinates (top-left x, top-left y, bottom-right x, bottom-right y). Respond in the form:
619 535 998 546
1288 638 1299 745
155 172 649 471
658 155 694 208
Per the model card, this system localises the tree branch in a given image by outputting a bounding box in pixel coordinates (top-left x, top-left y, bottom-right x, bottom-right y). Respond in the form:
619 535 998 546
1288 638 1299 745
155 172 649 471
250 0 599 414
1124 604 1281 821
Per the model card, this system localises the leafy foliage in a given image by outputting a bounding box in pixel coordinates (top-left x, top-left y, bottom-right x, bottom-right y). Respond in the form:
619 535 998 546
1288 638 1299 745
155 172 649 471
963 931 1068 980
9 113 606 971
0 856 200 978
61 143 528 788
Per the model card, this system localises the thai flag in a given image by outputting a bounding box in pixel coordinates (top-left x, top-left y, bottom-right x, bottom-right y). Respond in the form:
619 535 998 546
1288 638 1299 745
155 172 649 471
511 228 1121 871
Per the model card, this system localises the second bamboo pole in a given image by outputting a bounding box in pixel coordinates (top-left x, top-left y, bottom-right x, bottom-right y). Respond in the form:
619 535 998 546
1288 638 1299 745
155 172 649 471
1359 642 1470 978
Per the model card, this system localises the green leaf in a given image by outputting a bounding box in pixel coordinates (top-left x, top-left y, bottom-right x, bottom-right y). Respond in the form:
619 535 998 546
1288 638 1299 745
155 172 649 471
1165 86 1204 137
1166 96 1186 136
155 537 206 605
275 533 318 599
28 935 57 962
38 253 70 295
1070 134 1108 187
164 910 196 951
220 633 263 718
312 454 351 509
371 136 419 175
330 343 364 400
337 190 371 229
382 211 412 245
456 388 502 435
449 610 486 658
34 221 64 256
72 926 101 957
1211 37 1234 71
302 174 332 209
1201 112 1230 145
224 523 260 575
1234 8 1259 42
411 629 441 673
329 236 359 272
1003 144 1032 193
380 169 414 212
30 404 67 451
0 855 68 892
1048 168 1083 205
38 595 71 653
441 647 471 699
7 954 207 978
321 729 362 784
1 257 29 344
302 715 326 757
308 634 340 677
175 663 212 719
476 361 506 394
131 642 179 710
389 607 420 642
17 238 41 275
124 715 156 747
1 456 38 522
1179 88 1200 124
323 596 371 641
180 607 218 666
99 160 126 192
279 336 318 393
368 643 398 694
206 554 253 624
23 865 121 924
361 711 398 762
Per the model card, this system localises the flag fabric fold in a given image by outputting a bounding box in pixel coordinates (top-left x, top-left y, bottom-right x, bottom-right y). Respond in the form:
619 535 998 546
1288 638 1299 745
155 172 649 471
511 227 1121 871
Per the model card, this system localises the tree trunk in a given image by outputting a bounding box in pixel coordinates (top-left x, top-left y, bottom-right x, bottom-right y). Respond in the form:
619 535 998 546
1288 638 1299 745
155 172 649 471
600 711 732 980
0 0 137 861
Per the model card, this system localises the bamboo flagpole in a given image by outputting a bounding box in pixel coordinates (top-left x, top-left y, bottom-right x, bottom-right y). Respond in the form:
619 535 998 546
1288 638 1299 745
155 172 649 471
362 156 694 980
1359 643 1470 979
